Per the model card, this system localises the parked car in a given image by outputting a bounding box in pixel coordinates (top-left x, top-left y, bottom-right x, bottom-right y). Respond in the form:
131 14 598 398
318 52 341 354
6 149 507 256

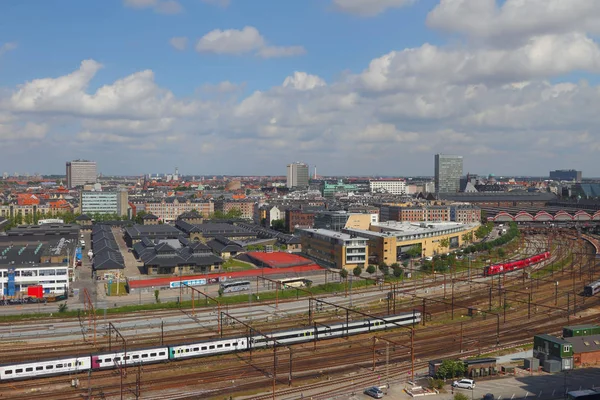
364 386 384 398
482 393 495 400
452 379 476 389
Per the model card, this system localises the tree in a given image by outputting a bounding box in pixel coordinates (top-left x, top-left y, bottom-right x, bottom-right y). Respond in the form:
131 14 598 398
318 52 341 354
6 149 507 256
497 248 506 259
461 232 473 244
340 269 349 279
439 238 450 251
154 289 160 304
393 266 403 278
271 219 286 232
218 287 224 297
353 266 362 277
134 210 148 224
435 359 466 379
366 265 376 275
58 302 68 313
406 244 422 259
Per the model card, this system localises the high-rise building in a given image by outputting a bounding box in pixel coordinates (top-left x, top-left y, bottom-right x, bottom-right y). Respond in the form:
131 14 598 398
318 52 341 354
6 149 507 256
80 190 129 216
434 154 463 194
286 162 309 189
66 160 97 188
550 169 582 182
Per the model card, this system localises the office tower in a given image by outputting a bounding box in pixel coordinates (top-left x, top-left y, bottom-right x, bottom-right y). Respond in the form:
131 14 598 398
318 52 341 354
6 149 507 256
549 169 582 182
286 162 309 189
434 154 463 194
66 160 97 188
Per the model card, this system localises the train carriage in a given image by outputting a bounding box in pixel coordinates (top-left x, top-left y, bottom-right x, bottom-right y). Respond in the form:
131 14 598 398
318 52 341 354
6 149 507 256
0 356 91 381
92 347 169 369
170 338 247 360
583 280 600 297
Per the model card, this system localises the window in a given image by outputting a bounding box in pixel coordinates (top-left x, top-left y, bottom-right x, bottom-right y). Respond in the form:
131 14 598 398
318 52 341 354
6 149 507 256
56 364 63 368
142 354 148 358
16 369 23 373
150 353 157 357
217 344 223 349
5 370 12 375
133 355 139 359
46 365 53 370
209 345 215 349
193 347 199 352
26 367 33 372
36 366 43 371
201 346 207 351
113 357 121 362
159 352 166 356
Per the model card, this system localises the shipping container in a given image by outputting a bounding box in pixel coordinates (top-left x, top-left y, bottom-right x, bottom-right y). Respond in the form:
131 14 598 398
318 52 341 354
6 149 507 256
563 325 600 338
533 334 573 359
27 285 44 298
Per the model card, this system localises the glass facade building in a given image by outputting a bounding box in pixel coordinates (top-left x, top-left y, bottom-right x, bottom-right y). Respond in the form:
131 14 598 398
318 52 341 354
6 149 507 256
434 154 463 194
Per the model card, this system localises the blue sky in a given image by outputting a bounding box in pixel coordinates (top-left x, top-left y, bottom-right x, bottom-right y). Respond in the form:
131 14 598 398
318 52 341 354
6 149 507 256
1 0 600 177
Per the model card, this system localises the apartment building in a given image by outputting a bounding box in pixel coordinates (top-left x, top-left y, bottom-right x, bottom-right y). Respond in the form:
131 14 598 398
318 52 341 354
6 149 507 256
369 180 407 195
66 160 97 188
285 209 315 233
297 228 369 270
214 199 254 220
80 191 129 217
144 198 214 223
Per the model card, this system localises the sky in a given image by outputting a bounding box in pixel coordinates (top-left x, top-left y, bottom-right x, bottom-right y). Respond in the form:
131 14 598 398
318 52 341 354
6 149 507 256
1 0 600 177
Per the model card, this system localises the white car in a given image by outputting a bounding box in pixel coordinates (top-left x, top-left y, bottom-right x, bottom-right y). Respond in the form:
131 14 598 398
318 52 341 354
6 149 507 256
452 379 475 389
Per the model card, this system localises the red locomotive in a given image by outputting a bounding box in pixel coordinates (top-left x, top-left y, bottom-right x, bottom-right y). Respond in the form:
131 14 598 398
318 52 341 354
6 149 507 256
483 251 550 276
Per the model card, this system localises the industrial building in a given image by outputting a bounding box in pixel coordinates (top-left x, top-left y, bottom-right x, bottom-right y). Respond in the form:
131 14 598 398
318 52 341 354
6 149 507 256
369 180 407 195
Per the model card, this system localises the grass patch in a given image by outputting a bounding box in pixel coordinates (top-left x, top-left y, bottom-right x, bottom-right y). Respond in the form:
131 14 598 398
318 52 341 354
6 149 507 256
106 282 128 296
471 343 533 359
222 258 256 272
531 254 573 279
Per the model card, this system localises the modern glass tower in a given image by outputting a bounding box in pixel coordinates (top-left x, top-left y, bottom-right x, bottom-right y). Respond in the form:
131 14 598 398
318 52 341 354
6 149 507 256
286 162 309 189
434 154 463 194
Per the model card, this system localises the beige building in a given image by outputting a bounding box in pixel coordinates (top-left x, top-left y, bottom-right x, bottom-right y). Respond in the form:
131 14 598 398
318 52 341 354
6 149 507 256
297 228 369 270
144 198 214 223
344 221 480 265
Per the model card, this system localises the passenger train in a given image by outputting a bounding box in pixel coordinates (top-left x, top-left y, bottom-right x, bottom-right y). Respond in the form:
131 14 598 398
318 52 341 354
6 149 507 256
583 279 600 297
0 312 421 381
483 251 550 277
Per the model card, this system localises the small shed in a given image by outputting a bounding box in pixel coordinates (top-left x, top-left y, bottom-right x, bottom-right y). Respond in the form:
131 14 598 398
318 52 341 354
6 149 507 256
464 358 497 378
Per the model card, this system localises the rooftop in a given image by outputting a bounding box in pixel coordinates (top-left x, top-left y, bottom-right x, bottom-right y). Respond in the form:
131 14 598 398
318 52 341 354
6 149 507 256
297 228 368 241
245 251 315 268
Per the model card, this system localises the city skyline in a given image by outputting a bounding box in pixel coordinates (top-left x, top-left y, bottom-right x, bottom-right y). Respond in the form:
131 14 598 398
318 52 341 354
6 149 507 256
1 1 600 176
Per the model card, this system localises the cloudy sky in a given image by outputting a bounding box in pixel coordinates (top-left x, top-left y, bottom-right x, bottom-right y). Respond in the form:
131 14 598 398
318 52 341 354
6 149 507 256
1 0 600 177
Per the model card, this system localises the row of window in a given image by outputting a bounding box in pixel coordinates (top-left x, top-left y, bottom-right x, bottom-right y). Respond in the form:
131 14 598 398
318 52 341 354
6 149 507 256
97 351 166 364
176 342 240 354
5 361 84 375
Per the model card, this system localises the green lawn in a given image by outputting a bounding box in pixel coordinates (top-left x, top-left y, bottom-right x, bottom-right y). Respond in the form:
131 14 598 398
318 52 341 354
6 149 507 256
106 282 128 296
222 258 256 271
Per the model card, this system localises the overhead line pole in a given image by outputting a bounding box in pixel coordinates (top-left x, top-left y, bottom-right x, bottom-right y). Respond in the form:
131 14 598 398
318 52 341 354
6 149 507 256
181 283 222 335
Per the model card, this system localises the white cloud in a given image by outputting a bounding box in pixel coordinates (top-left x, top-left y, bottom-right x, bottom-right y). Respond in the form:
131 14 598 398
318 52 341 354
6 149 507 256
8 59 197 119
196 26 306 58
282 72 326 91
0 42 17 57
123 0 182 14
200 81 246 94
169 36 188 51
332 0 415 17
427 0 600 45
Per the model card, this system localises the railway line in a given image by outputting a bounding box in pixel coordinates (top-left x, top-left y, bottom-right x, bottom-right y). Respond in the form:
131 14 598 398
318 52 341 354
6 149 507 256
2 230 597 399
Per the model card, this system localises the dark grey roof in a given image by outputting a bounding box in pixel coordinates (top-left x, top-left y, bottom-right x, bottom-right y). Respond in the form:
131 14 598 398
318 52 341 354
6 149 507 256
93 250 125 271
7 224 80 237
566 334 600 354
141 213 159 220
75 214 92 221
235 222 301 245
138 240 223 268
175 220 254 237
125 224 183 239
207 236 245 253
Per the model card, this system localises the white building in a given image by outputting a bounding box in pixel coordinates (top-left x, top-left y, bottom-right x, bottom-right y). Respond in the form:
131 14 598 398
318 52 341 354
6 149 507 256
268 206 282 227
66 160 97 189
369 180 407 195
80 190 129 216
1 265 69 295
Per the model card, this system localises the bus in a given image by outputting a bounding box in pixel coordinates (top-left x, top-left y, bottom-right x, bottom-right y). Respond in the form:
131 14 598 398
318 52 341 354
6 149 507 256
279 277 312 289
567 390 600 400
220 281 251 294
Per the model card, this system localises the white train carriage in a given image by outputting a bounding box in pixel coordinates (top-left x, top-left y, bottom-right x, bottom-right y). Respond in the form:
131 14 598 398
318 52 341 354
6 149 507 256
0 356 91 381
170 337 247 360
92 347 169 369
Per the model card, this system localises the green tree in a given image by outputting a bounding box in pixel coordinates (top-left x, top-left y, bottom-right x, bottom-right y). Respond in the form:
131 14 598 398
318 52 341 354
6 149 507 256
154 289 160 304
366 265 376 275
497 248 506 259
339 269 349 279
58 302 68 313
435 359 466 379
353 266 362 277
406 244 422 258
378 264 389 276
134 210 148 224
461 232 473 244
218 287 224 297
439 238 450 251
271 219 286 232
393 266 403 278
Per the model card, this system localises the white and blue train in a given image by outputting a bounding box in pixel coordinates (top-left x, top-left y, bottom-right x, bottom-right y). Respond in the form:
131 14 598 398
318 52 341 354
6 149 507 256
0 311 420 381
